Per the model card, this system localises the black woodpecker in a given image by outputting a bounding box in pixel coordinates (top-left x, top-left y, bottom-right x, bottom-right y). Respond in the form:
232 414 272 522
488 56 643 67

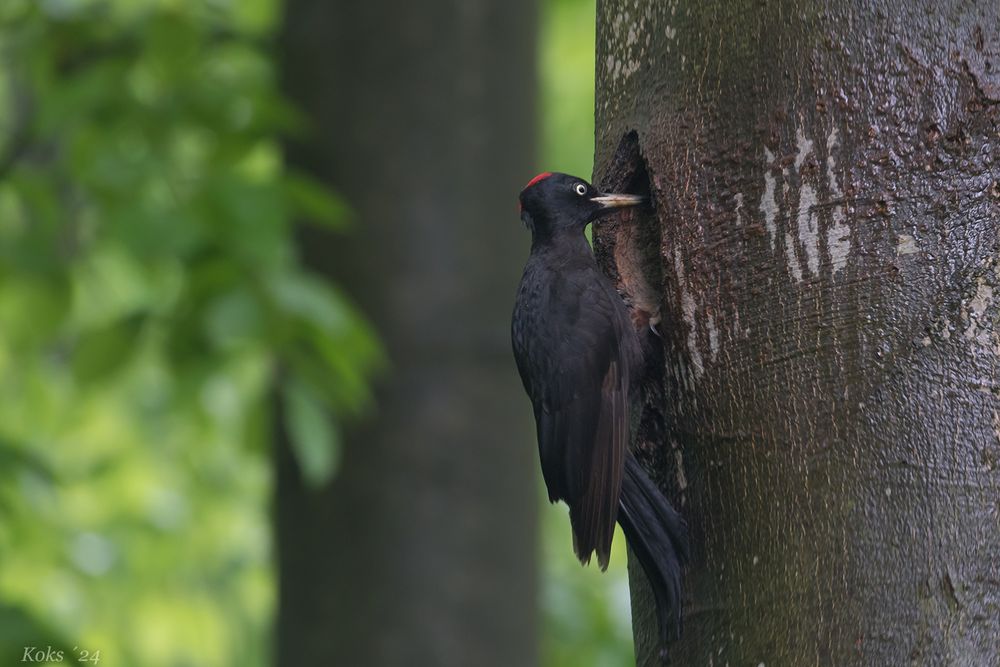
511 172 689 660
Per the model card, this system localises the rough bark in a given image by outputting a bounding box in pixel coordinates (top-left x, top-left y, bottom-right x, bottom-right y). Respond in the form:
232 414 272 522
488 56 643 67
592 1 1000 664
276 2 539 666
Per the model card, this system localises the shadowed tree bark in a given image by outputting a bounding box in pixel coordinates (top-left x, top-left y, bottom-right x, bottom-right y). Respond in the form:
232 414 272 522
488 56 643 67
276 1 539 666
592 0 1000 664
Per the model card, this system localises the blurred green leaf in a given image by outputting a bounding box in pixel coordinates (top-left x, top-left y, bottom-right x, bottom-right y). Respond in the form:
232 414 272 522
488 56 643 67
71 313 144 384
0 438 54 483
144 11 201 81
38 59 131 134
309 324 381 412
267 270 349 335
208 175 288 266
203 287 263 350
284 172 352 229
282 375 340 487
0 275 69 346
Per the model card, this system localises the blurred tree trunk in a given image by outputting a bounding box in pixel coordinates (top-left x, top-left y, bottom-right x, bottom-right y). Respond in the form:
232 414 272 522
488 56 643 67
592 0 1000 664
276 2 539 666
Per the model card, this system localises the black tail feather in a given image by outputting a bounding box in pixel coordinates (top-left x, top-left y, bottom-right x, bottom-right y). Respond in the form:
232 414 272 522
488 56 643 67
617 454 688 661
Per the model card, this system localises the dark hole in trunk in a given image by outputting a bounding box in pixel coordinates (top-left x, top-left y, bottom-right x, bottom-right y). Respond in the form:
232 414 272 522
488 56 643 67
595 131 663 329
594 132 672 481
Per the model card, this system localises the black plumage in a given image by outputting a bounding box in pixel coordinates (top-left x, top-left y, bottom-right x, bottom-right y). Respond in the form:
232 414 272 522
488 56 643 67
511 172 688 659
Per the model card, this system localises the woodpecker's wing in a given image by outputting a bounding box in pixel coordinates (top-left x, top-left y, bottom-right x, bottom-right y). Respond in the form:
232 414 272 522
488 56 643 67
528 274 635 570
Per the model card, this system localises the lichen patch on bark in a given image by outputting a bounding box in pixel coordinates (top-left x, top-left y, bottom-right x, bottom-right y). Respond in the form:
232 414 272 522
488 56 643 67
896 234 919 256
825 128 850 275
673 247 705 378
759 122 853 283
760 148 780 247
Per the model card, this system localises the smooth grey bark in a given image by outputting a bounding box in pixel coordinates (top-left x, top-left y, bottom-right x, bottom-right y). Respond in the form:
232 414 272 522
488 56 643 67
592 1 1000 665
276 2 539 666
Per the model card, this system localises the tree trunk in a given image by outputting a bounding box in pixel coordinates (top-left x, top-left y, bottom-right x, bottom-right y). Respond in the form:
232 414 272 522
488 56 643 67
276 2 539 666
592 1 1000 664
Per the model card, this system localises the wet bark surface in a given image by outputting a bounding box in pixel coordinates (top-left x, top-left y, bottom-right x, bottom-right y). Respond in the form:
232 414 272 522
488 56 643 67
593 1 1000 664
277 1 539 666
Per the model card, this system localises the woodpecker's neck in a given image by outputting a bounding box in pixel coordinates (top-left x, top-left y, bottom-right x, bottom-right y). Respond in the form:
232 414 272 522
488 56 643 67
530 226 594 259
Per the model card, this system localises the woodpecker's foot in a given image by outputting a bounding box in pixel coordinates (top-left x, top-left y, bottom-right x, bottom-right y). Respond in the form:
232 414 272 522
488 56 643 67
644 312 662 338
632 308 662 333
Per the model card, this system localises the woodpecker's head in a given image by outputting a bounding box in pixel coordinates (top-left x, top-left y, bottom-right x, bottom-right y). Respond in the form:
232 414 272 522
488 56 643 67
518 172 644 236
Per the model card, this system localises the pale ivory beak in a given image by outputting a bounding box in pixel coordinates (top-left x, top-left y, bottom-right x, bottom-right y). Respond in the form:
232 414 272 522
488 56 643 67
591 193 645 208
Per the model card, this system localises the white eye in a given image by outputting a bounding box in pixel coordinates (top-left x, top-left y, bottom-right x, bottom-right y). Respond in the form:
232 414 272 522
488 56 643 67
574 183 587 196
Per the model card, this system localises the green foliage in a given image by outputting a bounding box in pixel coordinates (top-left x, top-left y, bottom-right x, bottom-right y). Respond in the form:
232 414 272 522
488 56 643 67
541 0 597 179
539 1 635 665
282 375 341 487
542 511 635 667
0 1 379 665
